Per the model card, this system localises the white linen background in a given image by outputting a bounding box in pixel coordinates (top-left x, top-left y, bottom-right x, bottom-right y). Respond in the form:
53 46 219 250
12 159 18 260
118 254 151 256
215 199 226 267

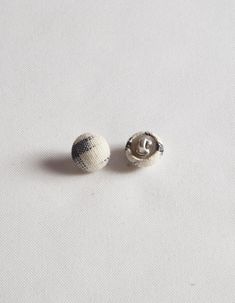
0 0 234 302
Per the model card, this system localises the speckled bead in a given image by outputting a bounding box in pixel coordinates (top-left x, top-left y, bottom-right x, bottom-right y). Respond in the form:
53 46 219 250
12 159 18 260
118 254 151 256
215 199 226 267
125 131 164 167
71 133 110 172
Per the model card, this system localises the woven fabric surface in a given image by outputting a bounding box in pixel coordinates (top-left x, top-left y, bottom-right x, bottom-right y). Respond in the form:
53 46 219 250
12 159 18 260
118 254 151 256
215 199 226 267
72 133 110 172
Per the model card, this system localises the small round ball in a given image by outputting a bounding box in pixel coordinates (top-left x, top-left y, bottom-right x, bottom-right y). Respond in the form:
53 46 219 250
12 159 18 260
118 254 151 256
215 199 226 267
71 133 110 172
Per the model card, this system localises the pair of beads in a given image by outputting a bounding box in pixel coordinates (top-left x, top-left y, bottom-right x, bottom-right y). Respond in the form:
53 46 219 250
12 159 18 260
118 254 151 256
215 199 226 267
71 132 164 173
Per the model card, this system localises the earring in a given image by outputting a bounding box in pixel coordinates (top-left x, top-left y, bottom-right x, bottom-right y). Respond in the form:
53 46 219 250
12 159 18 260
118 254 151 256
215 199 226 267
71 133 110 172
125 131 164 167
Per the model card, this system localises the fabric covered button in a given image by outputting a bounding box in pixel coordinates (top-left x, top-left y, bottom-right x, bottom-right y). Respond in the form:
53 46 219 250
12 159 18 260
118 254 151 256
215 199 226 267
125 131 164 167
71 133 110 172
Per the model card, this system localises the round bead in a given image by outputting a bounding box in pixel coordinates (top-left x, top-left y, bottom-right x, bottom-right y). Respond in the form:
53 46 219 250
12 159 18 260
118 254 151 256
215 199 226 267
71 133 110 172
125 131 164 167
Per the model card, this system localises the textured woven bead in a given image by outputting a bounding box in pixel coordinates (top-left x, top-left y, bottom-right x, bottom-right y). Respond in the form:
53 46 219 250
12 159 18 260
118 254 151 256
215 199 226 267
71 133 110 172
125 131 164 167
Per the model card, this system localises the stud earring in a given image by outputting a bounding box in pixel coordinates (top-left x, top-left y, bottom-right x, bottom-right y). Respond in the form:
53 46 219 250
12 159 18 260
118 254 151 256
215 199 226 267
125 131 164 167
71 133 110 172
